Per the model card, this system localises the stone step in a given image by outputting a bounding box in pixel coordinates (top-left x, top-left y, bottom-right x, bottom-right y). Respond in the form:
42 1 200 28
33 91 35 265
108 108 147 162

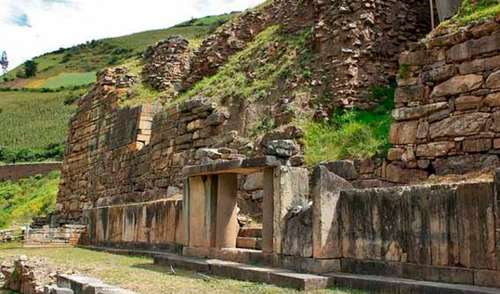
154 254 329 291
238 227 262 238
236 237 262 250
326 272 500 294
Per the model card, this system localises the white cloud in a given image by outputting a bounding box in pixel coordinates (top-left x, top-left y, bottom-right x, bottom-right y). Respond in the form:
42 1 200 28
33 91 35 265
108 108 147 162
0 0 263 69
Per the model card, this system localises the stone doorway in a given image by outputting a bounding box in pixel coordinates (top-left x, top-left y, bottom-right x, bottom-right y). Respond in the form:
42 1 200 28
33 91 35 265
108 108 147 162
182 157 279 256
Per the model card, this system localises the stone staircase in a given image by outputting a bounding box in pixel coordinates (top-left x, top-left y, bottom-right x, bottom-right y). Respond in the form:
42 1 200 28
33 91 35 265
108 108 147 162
237 226 262 250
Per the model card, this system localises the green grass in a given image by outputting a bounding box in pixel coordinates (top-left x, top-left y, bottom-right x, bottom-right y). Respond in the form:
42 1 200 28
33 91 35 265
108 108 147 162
0 171 60 229
178 25 313 106
41 72 97 89
303 86 395 165
441 0 500 27
0 247 363 294
1 13 236 88
0 90 77 149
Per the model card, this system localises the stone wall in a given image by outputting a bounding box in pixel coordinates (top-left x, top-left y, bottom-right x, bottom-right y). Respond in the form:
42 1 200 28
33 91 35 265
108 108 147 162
312 0 431 109
0 162 61 181
24 225 86 247
183 0 431 109
279 166 500 287
84 199 184 251
388 18 500 179
56 68 248 224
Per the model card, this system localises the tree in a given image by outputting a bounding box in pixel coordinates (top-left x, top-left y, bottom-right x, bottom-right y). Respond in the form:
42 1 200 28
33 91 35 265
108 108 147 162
0 51 8 74
23 59 38 77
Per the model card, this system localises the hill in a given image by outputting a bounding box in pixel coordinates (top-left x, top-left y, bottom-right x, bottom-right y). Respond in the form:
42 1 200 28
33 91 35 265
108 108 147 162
0 13 237 163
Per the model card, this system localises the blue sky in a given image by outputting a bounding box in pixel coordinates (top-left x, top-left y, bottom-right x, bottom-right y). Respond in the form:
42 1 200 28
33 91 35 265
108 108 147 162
0 0 263 69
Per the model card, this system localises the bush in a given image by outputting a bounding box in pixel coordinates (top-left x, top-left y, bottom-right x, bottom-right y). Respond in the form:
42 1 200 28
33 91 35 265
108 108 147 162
0 143 65 163
23 60 38 77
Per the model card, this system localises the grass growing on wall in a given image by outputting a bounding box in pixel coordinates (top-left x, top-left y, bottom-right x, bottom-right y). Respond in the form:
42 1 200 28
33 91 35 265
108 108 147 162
178 25 313 105
0 171 60 229
443 0 500 27
303 86 395 165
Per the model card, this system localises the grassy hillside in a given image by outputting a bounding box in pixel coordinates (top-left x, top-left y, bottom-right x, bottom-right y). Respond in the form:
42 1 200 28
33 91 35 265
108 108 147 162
0 171 60 229
0 13 236 163
1 13 236 89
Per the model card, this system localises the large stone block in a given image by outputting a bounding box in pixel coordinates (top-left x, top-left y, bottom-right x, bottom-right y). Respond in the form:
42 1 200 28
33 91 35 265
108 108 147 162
431 74 483 97
311 166 353 258
447 30 500 62
486 70 500 89
485 92 500 107
283 206 313 258
462 138 492 153
429 113 489 139
389 121 418 145
391 102 448 121
433 154 499 175
385 163 428 184
459 55 500 74
416 142 454 158
272 167 310 255
394 85 425 104
321 160 358 180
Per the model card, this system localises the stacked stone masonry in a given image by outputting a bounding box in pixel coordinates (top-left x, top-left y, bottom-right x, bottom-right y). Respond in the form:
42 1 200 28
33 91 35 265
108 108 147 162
389 18 500 179
57 68 245 223
183 0 430 108
142 36 192 94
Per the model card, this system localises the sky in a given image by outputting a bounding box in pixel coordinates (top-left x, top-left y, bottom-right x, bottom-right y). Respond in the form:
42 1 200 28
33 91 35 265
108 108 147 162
0 0 263 69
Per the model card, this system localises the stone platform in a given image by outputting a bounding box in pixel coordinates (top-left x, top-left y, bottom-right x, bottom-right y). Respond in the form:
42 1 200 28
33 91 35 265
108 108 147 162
81 246 500 292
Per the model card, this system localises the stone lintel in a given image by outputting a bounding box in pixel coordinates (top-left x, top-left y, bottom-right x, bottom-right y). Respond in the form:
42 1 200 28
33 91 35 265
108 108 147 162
182 156 281 176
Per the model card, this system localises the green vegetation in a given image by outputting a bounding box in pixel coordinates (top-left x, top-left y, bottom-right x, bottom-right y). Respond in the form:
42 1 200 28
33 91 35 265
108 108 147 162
175 13 237 29
41 72 96 89
0 143 64 164
23 60 38 78
303 86 395 165
0 171 60 228
442 0 500 27
1 13 236 87
179 25 313 105
0 247 363 294
0 90 77 150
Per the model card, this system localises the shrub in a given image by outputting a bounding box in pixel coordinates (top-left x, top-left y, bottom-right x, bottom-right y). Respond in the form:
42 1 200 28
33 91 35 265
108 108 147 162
23 60 38 77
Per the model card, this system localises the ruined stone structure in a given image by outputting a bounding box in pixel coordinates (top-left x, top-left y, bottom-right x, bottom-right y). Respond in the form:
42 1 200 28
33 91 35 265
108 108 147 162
142 36 192 94
389 19 500 180
54 0 500 291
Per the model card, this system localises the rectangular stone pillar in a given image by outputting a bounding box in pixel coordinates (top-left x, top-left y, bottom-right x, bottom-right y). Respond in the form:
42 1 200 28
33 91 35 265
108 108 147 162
216 173 239 249
262 168 274 254
187 176 216 248
272 167 309 255
312 166 353 259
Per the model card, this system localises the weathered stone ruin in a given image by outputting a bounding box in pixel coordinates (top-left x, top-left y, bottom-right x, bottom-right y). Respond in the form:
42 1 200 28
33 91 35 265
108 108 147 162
142 36 192 94
0 256 134 294
52 0 500 291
